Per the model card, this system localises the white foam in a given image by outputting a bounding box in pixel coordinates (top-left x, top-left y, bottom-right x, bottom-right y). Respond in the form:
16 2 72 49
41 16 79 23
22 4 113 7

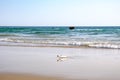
89 43 120 49
0 37 120 49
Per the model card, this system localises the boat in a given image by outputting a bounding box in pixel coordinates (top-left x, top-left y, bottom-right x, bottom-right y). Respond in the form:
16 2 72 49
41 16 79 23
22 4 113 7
69 26 75 30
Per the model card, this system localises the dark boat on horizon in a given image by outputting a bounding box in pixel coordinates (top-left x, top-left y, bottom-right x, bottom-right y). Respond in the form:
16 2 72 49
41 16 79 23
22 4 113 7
69 26 75 30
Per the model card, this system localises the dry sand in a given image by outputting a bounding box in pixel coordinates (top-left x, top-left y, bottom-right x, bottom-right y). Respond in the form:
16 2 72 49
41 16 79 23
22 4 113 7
0 73 63 80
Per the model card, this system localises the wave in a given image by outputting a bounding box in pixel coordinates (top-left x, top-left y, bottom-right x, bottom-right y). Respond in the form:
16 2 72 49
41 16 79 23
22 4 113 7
0 27 120 49
0 33 17 37
0 37 120 49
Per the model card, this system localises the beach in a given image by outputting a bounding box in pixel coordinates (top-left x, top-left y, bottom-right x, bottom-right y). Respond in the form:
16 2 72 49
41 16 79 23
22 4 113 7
0 73 63 80
0 46 120 80
1 0 120 79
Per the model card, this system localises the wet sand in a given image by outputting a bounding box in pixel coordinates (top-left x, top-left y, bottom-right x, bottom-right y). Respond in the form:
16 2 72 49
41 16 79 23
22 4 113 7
0 46 120 80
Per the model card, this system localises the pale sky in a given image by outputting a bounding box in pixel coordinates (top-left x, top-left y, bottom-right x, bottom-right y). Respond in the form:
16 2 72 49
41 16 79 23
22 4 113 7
0 0 120 26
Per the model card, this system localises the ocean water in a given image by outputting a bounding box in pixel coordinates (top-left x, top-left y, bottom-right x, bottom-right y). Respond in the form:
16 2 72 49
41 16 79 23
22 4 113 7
0 26 120 49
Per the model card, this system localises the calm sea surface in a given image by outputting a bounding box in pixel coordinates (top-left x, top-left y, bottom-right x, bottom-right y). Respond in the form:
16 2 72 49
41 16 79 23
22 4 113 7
0 26 120 49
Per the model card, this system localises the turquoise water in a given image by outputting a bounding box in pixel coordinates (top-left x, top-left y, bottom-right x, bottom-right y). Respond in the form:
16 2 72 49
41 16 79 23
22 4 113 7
0 26 120 49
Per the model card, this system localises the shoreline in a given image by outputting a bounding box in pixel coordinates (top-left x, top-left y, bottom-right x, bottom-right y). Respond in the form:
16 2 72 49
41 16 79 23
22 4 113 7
0 44 119 50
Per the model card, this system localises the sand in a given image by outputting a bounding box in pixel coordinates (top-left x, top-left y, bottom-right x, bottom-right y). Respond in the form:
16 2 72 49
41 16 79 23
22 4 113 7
0 73 63 80
0 46 120 80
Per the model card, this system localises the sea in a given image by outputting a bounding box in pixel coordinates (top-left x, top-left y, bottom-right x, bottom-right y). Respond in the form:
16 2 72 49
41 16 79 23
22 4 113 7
0 26 120 49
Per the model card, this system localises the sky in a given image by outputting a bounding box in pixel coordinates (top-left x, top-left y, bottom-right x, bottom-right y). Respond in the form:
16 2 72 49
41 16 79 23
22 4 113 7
0 0 120 26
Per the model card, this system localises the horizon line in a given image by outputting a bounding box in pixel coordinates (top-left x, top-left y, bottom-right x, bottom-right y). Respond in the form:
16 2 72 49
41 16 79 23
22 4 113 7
0 25 120 27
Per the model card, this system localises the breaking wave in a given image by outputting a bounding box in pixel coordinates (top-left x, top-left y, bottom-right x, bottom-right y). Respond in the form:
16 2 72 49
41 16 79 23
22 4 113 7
0 37 120 49
0 26 120 49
